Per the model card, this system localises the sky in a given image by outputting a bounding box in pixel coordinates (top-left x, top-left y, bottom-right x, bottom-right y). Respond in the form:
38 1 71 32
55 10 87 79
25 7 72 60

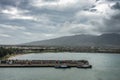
0 0 120 44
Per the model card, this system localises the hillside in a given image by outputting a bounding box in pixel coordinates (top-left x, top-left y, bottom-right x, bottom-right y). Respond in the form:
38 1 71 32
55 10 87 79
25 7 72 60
24 33 120 47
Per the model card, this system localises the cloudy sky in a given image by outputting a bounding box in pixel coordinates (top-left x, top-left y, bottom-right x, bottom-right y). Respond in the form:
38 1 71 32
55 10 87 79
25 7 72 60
0 0 120 44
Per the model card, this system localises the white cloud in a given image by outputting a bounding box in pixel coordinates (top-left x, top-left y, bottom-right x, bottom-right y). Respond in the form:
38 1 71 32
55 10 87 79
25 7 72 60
58 21 100 36
0 24 26 30
23 32 33 36
30 0 95 10
0 7 38 21
76 10 103 20
31 0 77 8
10 14 36 20
0 33 11 38
0 7 28 15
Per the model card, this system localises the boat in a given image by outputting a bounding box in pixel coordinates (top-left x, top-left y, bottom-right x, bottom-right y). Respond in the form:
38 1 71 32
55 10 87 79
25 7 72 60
54 64 71 68
77 64 92 69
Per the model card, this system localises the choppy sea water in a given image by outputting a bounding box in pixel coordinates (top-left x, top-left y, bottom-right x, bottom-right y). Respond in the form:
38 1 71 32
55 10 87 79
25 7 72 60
1 52 120 80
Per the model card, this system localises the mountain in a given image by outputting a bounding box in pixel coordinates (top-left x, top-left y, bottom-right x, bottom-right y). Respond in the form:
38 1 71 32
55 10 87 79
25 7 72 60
23 33 120 47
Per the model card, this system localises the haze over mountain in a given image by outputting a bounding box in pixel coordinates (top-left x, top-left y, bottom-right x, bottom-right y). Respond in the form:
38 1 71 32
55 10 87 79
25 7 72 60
24 33 120 47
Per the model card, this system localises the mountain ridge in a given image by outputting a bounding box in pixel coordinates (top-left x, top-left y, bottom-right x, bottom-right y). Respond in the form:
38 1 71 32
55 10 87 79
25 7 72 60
23 33 120 47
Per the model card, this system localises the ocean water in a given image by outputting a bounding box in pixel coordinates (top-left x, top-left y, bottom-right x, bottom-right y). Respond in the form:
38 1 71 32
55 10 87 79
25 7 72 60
0 52 120 80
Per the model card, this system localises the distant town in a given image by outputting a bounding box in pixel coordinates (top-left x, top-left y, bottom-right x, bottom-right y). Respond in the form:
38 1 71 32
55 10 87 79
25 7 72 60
0 45 120 59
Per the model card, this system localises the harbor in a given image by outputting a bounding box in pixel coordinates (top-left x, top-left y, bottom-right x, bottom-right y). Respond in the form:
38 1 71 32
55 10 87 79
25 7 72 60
0 60 92 69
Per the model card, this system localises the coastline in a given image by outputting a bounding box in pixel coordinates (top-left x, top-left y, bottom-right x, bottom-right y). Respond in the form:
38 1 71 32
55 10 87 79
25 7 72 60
1 53 25 60
1 51 120 60
7 54 24 60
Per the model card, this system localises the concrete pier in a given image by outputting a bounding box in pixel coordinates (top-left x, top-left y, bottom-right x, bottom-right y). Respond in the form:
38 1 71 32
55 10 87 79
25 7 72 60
0 60 92 68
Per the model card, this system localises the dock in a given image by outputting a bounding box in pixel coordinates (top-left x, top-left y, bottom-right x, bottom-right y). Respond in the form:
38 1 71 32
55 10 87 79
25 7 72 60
0 60 92 69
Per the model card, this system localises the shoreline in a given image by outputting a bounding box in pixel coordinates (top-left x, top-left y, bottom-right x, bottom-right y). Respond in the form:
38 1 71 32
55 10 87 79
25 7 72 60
1 51 120 60
7 54 24 60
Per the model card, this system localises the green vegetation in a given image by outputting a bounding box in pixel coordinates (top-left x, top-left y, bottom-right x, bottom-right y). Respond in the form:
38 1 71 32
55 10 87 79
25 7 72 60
0 46 120 60
0 47 22 60
0 47 12 59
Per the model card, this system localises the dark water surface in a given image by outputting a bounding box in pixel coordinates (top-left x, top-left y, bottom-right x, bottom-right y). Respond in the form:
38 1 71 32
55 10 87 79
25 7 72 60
0 52 120 80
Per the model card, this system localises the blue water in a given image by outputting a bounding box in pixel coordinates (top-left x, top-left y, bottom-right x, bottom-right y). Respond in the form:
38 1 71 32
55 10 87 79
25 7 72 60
0 52 120 80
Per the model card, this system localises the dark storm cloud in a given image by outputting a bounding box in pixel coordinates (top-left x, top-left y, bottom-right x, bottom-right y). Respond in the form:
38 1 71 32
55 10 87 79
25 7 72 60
100 1 120 33
0 0 30 11
0 0 17 7
68 0 120 35
103 12 120 33
0 0 26 8
107 0 120 1
112 2 120 10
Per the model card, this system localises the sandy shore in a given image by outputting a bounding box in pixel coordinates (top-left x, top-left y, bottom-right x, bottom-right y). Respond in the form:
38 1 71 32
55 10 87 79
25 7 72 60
7 54 24 60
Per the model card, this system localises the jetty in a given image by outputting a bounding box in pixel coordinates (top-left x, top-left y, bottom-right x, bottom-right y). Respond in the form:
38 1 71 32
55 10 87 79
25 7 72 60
0 60 92 69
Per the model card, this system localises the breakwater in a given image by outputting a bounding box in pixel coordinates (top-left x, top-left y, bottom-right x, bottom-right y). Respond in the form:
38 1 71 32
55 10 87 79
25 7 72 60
0 60 92 68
